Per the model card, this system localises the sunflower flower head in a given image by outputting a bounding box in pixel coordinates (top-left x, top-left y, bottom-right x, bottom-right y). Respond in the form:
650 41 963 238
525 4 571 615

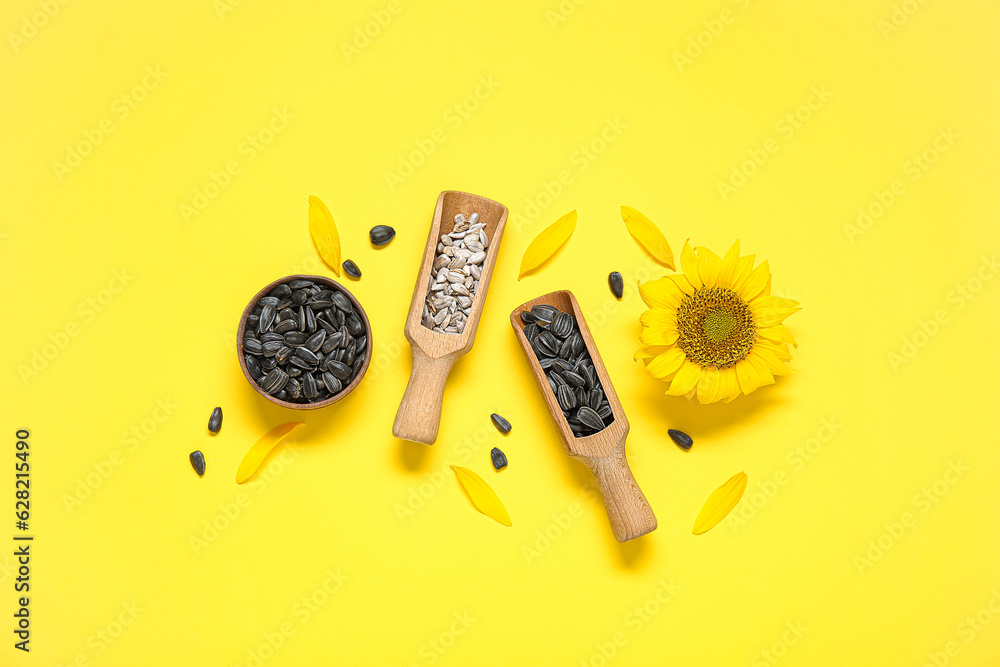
635 240 799 404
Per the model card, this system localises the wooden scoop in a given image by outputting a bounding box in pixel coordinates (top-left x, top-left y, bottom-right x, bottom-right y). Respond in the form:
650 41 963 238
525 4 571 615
510 290 657 542
393 191 508 444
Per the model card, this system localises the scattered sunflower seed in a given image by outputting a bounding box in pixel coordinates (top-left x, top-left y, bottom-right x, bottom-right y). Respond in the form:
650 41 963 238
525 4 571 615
490 413 512 434
369 225 396 246
189 450 206 477
343 259 362 279
668 429 693 451
491 447 508 470
608 271 624 299
208 407 223 433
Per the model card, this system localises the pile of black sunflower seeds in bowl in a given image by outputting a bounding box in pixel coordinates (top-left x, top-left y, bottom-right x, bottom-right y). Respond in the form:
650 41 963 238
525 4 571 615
520 305 614 437
242 278 368 404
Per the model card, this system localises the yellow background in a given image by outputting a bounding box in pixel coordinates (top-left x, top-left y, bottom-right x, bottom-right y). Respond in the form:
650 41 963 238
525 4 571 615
3 0 1000 665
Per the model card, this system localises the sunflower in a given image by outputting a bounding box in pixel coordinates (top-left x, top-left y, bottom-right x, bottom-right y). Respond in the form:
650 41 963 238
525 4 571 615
635 240 799 404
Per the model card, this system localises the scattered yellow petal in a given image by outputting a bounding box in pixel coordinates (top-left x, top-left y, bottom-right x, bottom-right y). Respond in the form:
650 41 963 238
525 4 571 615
236 422 304 484
693 472 748 535
620 206 675 269
451 465 512 526
308 195 341 276
518 210 577 279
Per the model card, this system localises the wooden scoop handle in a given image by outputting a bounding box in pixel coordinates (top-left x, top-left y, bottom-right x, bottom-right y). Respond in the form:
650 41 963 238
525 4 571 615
392 347 456 445
585 447 657 542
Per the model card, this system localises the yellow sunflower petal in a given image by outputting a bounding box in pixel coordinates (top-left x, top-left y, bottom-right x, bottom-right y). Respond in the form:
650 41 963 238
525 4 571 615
750 348 790 377
731 254 757 292
684 386 698 400
695 246 723 288
717 366 738 402
639 308 675 328
667 359 701 396
738 260 771 300
693 472 748 535
735 359 761 395
745 352 775 386
716 240 741 288
681 240 701 289
755 339 793 361
634 345 670 361
751 296 801 328
723 368 744 402
758 324 798 348
645 347 686 379
638 277 685 310
640 326 679 346
696 366 723 404
669 273 696 295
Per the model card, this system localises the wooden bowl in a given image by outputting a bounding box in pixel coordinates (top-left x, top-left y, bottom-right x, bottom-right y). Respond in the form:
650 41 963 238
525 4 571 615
237 274 373 409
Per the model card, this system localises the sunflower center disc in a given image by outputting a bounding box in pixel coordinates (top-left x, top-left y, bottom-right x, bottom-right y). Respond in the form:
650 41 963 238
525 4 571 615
676 286 756 368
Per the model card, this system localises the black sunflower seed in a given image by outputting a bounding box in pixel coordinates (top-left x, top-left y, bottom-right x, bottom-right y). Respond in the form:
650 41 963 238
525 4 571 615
245 354 262 378
577 406 604 431
294 347 320 365
551 312 574 337
284 331 309 346
369 225 396 246
342 259 362 279
559 337 575 360
523 323 539 341
571 333 585 356
261 369 289 395
490 413 512 434
588 389 602 410
274 318 297 334
291 289 309 305
547 376 559 393
258 305 276 334
322 372 342 394
261 332 284 343
539 357 556 370
322 332 344 354
269 283 291 299
287 279 313 289
189 450 206 477
304 329 326 352
327 360 352 380
531 305 556 321
301 372 318 399
244 338 263 355
520 310 537 324
490 447 508 470
597 403 613 419
608 271 624 299
668 429 694 451
346 311 365 337
557 385 577 410
261 341 282 357
259 296 280 307
208 407 223 433
279 307 297 321
562 370 586 388
275 345 294 364
246 314 259 330
304 306 317 332
344 341 357 366
286 366 302 377
332 291 352 312
261 357 278 370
